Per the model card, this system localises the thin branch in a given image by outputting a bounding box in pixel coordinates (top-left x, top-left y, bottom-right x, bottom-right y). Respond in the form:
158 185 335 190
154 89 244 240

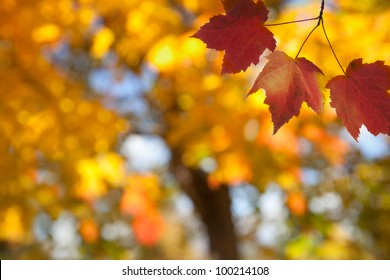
294 24 320 59
294 0 326 59
321 18 346 74
265 17 318 27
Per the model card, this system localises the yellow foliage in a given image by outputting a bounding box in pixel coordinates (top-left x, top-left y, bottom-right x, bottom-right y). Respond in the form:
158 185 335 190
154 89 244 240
246 90 268 111
0 0 388 259
336 0 390 12
0 206 25 243
317 240 350 259
74 159 108 201
148 36 178 71
74 154 125 201
32 24 61 43
285 235 317 259
209 152 252 188
97 153 125 186
147 35 207 72
91 27 115 58
277 170 299 190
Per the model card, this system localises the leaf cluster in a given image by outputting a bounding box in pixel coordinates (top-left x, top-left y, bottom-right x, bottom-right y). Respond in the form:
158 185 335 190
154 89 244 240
193 0 390 140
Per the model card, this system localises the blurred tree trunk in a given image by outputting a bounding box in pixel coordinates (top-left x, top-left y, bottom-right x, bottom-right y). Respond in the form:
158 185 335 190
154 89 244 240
173 156 238 259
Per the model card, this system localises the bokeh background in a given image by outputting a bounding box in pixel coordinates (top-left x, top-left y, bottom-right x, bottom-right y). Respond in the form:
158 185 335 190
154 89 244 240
0 0 389 259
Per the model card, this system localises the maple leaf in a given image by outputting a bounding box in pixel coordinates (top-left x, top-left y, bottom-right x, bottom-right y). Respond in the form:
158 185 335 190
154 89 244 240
221 0 241 12
326 59 390 140
249 51 324 133
192 0 276 74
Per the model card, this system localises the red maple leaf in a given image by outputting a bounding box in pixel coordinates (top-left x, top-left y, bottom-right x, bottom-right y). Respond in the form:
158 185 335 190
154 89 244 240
249 51 324 133
221 0 241 12
192 0 276 74
326 59 390 140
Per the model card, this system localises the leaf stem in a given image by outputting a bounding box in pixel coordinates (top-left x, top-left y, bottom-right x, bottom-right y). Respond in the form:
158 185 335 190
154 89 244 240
265 17 319 27
321 19 346 74
294 24 319 59
294 0 325 59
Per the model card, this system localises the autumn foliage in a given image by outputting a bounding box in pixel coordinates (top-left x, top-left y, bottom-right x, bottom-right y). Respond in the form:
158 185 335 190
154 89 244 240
193 0 390 140
326 59 390 140
193 0 275 73
249 51 323 133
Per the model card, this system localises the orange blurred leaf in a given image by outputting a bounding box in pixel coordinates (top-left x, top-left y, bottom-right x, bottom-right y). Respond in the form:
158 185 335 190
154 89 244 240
132 210 165 247
80 219 99 244
287 191 307 216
